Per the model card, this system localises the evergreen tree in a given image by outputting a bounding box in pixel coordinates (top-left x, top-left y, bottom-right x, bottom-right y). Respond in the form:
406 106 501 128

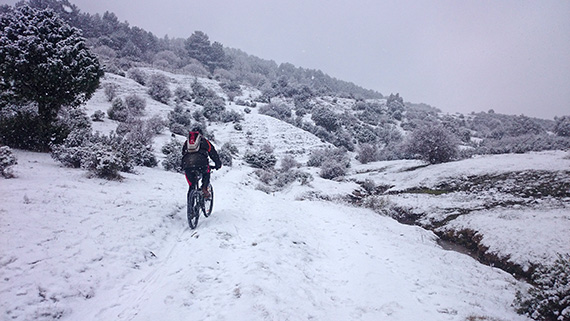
0 5 103 150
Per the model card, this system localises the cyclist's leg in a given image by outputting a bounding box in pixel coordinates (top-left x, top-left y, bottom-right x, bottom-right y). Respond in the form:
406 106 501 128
201 167 211 189
184 169 198 193
201 167 211 198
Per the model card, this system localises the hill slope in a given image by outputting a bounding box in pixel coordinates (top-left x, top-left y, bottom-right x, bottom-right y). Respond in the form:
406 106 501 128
1 151 530 321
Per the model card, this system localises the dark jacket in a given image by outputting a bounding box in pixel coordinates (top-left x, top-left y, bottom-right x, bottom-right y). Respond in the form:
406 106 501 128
181 137 221 169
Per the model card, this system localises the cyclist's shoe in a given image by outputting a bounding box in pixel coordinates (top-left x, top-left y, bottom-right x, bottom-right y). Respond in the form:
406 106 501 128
202 186 211 199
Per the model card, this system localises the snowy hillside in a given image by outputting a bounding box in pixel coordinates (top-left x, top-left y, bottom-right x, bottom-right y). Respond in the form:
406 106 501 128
2 151 531 321
2 70 569 320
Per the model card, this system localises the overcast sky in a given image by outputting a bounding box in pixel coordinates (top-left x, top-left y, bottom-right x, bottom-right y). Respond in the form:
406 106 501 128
2 0 569 119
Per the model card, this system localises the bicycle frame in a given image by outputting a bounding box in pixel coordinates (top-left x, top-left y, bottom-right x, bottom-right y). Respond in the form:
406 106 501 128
185 166 214 229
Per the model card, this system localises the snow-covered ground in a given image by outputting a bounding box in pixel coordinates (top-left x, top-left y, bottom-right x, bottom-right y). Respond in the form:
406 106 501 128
2 151 531 321
2 70 567 320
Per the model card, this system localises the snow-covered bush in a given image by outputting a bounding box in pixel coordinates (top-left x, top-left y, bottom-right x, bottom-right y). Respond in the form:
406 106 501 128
254 167 312 193
202 99 227 121
307 147 350 168
192 80 219 106
478 134 570 155
320 160 347 180
259 103 292 121
312 106 339 131
81 143 123 180
146 115 166 134
362 195 394 216
161 138 183 173
515 253 570 321
219 142 238 167
51 125 157 179
0 104 83 151
554 116 570 137
167 105 193 135
91 110 105 122
127 68 147 85
124 94 146 116
0 145 17 178
280 155 300 171
220 81 242 101
244 144 277 169
404 124 459 164
107 98 129 122
174 86 193 103
307 147 350 180
219 110 244 123
103 83 119 102
147 73 171 104
357 143 378 164
254 154 312 193
376 142 406 161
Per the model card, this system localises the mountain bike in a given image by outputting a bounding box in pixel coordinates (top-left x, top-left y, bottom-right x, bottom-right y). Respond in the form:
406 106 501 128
186 167 214 229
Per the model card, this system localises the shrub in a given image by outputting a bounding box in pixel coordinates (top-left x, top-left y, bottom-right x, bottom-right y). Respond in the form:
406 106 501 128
103 83 119 102
362 195 394 216
307 147 350 180
202 98 226 121
107 98 129 122
554 116 570 137
312 106 340 131
81 143 123 180
307 147 350 168
124 94 146 116
51 126 157 179
404 124 459 164
0 104 71 152
357 143 378 164
244 145 277 169
146 115 166 134
320 160 347 180
174 86 193 103
219 143 236 167
477 134 570 155
515 254 570 321
91 110 105 122
0 146 17 178
161 138 183 172
192 80 218 106
147 73 171 104
168 105 193 135
127 68 147 85
280 155 300 171
259 103 292 121
220 110 244 123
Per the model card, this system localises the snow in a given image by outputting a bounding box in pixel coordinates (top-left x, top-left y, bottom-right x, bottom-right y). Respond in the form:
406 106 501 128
4 69 567 320
443 207 570 270
1 151 530 321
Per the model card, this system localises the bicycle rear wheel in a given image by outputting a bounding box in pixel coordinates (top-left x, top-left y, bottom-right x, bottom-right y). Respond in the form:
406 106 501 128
187 190 200 229
203 184 213 217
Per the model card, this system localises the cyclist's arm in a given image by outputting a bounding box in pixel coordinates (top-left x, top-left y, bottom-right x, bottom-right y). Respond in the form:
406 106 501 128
206 140 222 169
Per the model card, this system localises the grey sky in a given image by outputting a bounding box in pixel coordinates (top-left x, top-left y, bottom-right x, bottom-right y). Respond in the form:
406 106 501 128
2 0 569 119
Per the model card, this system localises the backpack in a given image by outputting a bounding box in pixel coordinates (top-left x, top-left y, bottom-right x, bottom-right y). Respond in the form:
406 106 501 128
186 131 202 153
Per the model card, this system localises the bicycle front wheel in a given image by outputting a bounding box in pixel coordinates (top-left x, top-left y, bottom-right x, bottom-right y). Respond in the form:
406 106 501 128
187 190 200 229
203 184 213 217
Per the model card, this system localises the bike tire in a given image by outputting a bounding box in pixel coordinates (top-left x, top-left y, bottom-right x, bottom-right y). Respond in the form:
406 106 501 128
187 190 200 229
203 184 213 217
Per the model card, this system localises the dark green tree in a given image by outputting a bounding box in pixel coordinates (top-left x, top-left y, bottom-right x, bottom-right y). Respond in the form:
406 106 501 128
0 5 103 150
185 31 231 73
185 31 211 67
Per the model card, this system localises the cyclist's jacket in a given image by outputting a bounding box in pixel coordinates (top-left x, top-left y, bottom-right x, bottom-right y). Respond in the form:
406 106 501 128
181 137 221 170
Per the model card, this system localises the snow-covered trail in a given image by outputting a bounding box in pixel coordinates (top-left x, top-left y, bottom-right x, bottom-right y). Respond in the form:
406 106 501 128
71 166 528 321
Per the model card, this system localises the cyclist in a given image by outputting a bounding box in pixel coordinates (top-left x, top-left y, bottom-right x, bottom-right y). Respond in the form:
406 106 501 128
181 126 222 198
